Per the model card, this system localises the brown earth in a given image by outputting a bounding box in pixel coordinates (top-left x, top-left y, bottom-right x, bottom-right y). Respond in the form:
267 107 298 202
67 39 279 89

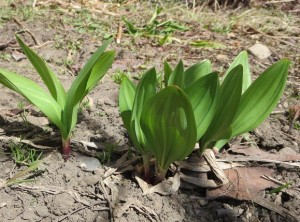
0 1 299 222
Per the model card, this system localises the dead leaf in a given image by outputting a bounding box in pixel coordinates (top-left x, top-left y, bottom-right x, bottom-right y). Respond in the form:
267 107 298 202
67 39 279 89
135 172 181 195
180 172 219 188
12 51 26 61
114 198 159 221
179 149 230 188
176 157 244 172
207 167 276 200
228 145 300 162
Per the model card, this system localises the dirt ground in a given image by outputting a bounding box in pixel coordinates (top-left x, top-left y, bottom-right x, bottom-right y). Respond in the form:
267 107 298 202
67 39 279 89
0 0 299 221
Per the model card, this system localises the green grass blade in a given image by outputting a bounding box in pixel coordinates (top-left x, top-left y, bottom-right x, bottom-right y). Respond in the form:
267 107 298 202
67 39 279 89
201 65 243 150
148 6 161 24
225 51 251 93
63 50 115 137
122 17 139 35
231 59 289 136
185 72 220 140
15 35 66 107
6 161 40 186
141 86 197 175
191 40 225 49
130 68 157 154
168 60 185 88
184 59 212 88
119 76 136 131
0 68 64 132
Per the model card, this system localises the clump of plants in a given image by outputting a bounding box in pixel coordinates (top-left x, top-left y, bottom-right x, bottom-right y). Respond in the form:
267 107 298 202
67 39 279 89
0 36 115 159
119 69 196 183
119 51 289 183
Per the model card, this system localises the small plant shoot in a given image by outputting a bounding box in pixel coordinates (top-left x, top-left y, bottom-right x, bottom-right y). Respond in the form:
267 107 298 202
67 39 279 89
0 36 115 159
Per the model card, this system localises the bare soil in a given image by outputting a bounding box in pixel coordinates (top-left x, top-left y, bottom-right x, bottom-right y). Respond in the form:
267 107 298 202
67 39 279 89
0 1 299 222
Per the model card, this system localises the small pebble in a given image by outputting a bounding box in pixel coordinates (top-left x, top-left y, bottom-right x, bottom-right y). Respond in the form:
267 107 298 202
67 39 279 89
282 125 290 133
0 153 9 162
83 175 100 186
216 54 229 62
35 205 49 217
77 155 101 172
283 102 289 109
248 43 272 60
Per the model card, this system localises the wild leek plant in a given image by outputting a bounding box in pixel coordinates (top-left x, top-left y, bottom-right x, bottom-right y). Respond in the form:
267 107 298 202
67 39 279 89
164 51 290 153
119 68 196 182
0 36 115 159
119 51 289 182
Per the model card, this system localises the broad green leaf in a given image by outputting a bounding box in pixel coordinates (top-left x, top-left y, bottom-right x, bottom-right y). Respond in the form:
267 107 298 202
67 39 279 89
16 35 66 107
63 40 115 137
185 72 220 140
201 65 243 150
85 51 116 97
119 76 136 132
231 59 289 136
184 59 212 88
0 68 64 132
225 51 251 93
168 60 184 88
130 68 157 153
214 139 230 150
71 38 113 94
63 38 112 137
163 61 173 87
141 86 197 174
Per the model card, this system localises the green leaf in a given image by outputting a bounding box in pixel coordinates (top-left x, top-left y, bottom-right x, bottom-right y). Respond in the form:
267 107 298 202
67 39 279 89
167 21 189 32
269 182 292 194
141 86 197 175
119 76 136 132
130 68 157 154
201 65 243 150
85 51 116 96
214 139 229 150
225 51 251 93
63 39 115 138
122 17 139 35
231 59 289 136
163 61 173 88
185 72 220 140
0 68 64 132
148 6 162 25
15 35 66 107
168 60 184 88
158 35 170 45
184 59 212 88
191 40 225 49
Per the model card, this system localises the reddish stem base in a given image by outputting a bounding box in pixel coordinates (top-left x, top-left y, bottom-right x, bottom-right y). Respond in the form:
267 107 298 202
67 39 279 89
62 138 71 161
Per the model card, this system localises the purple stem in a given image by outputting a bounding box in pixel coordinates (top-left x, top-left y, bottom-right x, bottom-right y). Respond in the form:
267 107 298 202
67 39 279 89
62 138 71 161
